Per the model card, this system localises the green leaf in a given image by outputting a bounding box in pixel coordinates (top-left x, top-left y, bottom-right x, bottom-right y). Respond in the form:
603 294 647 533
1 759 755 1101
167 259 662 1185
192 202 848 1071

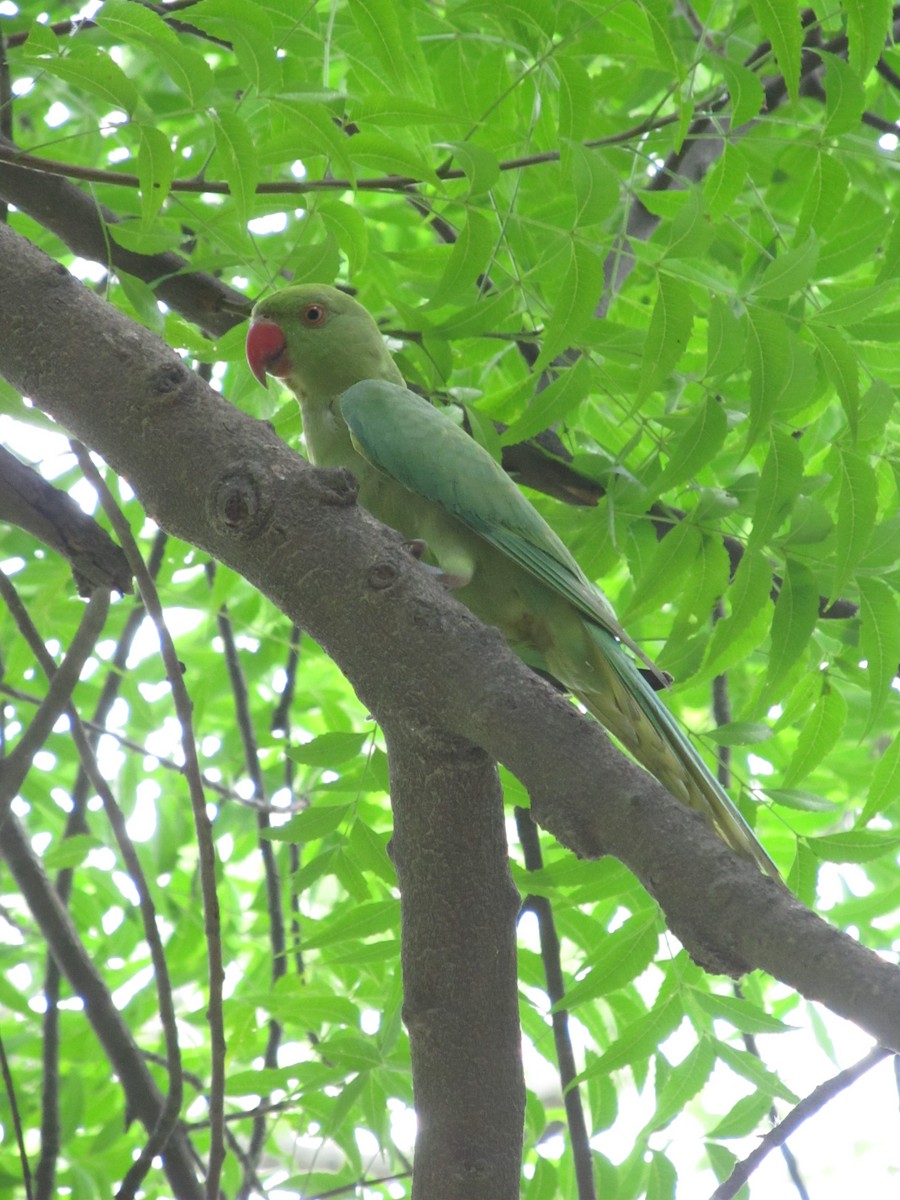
264 802 352 842
744 305 790 451
43 835 101 870
638 0 680 77
569 144 619 228
439 142 500 198
748 429 803 549
117 271 164 332
810 830 900 863
858 578 900 732
286 234 341 284
709 1090 774 1139
580 994 682 1080
809 324 860 434
319 200 369 275
810 283 897 328
32 44 139 115
561 913 659 1008
269 100 356 180
347 131 441 186
653 395 727 498
428 211 494 308
649 1040 715 1132
716 59 766 128
797 151 849 238
190 0 279 92
137 126 175 225
646 1148 677 1200
696 551 773 682
289 731 369 766
97 0 214 103
766 559 819 695
860 735 900 824
764 788 838 812
842 0 893 79
783 680 847 786
107 221 184 257
749 0 802 100
534 240 604 369
302 899 399 950
622 524 701 625
703 722 772 746
833 449 877 600
705 298 746 378
691 989 794 1035
822 54 867 137
347 0 418 90
500 358 591 445
212 110 259 224
751 233 817 301
714 1041 799 1101
637 273 693 402
557 56 591 146
705 143 747 221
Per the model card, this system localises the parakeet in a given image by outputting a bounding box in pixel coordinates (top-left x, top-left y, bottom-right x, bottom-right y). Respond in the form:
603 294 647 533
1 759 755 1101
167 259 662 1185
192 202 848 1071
246 284 779 879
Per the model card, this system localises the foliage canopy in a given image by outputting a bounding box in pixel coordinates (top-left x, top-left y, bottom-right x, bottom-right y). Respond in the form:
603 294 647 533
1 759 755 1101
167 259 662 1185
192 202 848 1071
0 1 899 1198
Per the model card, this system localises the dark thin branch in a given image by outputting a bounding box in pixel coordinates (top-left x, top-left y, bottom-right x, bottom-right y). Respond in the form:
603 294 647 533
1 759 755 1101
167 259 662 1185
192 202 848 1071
206 562 286 1198
516 808 596 1200
0 679 288 806
0 1023 33 1200
0 112 682 198
711 1046 892 1200
35 531 165 1200
0 444 131 595
70 444 227 1199
1 0 223 50
0 562 185 1200
0 132 249 338
0 578 110 824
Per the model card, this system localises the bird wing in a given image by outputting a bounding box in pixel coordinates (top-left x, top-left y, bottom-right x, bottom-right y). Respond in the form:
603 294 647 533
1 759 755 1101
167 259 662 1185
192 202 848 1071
339 379 650 662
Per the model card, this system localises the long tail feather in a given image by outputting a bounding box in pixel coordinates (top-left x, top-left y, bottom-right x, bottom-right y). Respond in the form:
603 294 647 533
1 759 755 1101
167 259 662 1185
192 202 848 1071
569 627 782 882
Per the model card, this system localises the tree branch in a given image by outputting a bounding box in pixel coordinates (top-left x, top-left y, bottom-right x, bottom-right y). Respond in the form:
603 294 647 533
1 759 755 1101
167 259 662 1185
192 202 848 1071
2 223 900 1057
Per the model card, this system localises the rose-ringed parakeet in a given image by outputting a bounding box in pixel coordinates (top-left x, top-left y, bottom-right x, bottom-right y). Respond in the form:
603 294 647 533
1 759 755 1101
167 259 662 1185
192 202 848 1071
246 284 779 879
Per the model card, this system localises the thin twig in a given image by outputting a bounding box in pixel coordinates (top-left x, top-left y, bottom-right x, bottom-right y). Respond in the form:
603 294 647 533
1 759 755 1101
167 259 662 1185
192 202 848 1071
69 443 227 1199
515 807 596 1200
710 1046 892 1200
0 1023 34 1200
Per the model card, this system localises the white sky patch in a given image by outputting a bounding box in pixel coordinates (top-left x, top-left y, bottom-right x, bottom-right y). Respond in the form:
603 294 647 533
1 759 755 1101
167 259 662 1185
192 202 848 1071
878 131 899 152
107 146 131 164
290 159 307 179
12 75 34 97
100 110 128 135
86 846 116 872
747 751 775 776
45 101 71 128
248 212 287 235
70 256 108 284
125 608 205 668
102 906 124 935
127 781 160 842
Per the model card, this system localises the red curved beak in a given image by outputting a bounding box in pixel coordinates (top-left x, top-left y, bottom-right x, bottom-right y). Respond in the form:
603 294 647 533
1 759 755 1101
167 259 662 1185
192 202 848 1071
246 318 289 388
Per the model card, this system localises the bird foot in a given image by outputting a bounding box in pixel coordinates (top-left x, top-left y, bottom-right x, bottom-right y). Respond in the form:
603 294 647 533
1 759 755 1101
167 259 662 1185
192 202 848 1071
402 540 469 589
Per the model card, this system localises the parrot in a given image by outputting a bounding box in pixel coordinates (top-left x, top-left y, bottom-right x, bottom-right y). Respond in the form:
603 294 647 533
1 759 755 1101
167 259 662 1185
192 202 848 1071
246 284 780 880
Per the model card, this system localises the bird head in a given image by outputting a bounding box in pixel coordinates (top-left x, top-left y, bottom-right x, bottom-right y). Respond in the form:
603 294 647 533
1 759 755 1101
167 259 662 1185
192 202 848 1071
246 284 396 398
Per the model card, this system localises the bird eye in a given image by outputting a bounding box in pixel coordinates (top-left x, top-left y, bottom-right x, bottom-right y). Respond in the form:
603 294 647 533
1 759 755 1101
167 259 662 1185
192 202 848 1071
301 303 328 327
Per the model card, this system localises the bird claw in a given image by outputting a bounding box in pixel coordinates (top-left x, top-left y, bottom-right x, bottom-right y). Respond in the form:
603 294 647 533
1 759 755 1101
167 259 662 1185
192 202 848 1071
403 539 428 560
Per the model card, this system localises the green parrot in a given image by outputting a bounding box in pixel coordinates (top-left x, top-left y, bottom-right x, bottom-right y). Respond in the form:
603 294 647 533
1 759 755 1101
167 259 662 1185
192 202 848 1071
246 284 779 880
